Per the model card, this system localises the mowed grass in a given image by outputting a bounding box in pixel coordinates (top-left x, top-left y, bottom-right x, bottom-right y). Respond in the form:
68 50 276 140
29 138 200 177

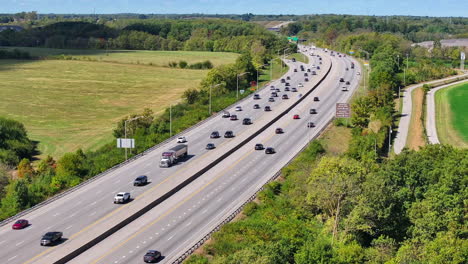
0 47 239 67
0 54 235 159
435 82 468 147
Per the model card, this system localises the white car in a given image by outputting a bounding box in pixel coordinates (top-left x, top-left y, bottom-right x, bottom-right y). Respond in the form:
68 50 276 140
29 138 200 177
235 106 242 111
114 192 130 204
298 83 304 88
177 136 187 143
357 72 361 75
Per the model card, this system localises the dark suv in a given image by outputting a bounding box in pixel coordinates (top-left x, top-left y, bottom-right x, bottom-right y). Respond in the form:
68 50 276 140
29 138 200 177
41 232 62 246
134 175 148 186
242 118 252 125
224 131 235 138
255 143 264 150
144 250 161 263
210 131 220 138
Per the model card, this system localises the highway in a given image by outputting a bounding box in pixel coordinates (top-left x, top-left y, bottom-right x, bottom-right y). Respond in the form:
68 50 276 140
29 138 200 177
0 47 333 264
70 47 361 264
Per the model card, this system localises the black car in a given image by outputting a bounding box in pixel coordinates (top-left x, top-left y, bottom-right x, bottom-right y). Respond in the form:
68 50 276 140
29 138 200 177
41 232 62 246
134 175 148 186
313 97 319 101
264 106 271 111
281 78 286 83
255 143 264 150
294 69 298 72
285 82 290 86
269 97 275 102
206 143 215 150
292 57 296 62
271 92 278 97
310 108 317 114
285 87 290 92
345 67 349 71
291 87 297 92
307 69 311 72
276 88 281 92
312 71 317 75
282 94 289 99
286 76 291 80
253 94 261 100
224 131 234 138
307 122 315 128
210 131 220 138
265 147 276 154
304 73 308 76
253 104 260 109
275 128 284 134
339 78 345 82
242 118 252 125
304 78 309 82
317 66 321 70
144 250 161 263
270 85 275 90
230 114 238 121
345 81 350 85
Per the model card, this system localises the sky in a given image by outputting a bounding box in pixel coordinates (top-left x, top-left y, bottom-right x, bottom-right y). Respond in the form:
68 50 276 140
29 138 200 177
1 0 467 17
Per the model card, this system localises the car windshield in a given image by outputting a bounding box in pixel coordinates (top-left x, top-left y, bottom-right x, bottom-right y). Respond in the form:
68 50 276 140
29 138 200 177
117 194 123 197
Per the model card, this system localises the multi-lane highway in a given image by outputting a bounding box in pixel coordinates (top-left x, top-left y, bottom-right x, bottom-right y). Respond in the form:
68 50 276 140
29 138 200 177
0 46 356 264
69 47 361 264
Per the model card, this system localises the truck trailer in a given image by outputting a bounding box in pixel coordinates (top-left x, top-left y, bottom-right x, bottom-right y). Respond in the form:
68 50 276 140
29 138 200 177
160 144 188 168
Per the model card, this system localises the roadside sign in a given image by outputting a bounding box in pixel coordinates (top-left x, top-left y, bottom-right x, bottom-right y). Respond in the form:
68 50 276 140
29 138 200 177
461 52 465 60
349 50 355 54
117 138 135 148
240 89 245 94
336 103 350 118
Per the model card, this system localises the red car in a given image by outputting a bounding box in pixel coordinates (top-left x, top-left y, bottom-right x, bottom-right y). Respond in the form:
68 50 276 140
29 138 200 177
293 114 300 119
12 219 29 229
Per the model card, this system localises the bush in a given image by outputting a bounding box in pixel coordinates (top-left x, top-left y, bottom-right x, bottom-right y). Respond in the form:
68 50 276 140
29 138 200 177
178 60 188 68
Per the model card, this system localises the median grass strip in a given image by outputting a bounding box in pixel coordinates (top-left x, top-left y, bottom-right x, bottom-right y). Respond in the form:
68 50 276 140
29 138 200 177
435 82 468 147
406 87 426 150
0 50 237 158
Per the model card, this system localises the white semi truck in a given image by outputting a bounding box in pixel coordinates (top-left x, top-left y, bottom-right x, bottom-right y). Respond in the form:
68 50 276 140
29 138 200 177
160 144 188 168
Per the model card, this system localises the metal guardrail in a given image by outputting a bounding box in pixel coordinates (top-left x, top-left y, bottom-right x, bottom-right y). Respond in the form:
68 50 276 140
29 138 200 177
0 64 289 228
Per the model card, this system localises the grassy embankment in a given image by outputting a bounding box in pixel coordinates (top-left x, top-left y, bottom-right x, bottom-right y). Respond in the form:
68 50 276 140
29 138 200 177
0 48 238 158
435 82 468 147
286 53 309 64
406 87 426 150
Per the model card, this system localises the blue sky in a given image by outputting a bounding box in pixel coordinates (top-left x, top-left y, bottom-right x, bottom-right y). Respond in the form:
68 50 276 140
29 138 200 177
2 0 467 17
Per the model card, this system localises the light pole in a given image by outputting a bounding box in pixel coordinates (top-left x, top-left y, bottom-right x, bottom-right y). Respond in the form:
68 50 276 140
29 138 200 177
124 115 144 160
169 104 172 137
256 64 268 91
282 47 290 73
404 53 409 86
209 83 222 115
237 72 249 100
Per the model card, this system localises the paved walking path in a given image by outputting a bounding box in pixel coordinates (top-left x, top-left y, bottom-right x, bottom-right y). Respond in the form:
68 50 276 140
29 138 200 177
393 73 468 154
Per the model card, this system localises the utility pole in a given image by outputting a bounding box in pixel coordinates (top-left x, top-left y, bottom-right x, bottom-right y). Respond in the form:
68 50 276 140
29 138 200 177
209 83 222 115
256 64 268 91
169 104 172 137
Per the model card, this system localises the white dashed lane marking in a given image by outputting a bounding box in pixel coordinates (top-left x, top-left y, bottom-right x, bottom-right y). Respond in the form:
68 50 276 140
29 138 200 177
7 256 17 262
15 241 24 246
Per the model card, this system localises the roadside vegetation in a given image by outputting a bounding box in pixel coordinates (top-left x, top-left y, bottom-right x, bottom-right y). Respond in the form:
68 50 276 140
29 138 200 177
286 53 309 64
0 17 293 220
435 82 468 147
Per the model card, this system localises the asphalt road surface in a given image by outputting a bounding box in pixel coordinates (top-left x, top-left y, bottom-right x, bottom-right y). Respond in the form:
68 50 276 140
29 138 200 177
70 47 361 264
0 48 334 264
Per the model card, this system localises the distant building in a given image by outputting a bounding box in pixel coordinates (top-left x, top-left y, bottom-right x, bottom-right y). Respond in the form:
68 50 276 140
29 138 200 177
267 27 281 32
0 25 24 32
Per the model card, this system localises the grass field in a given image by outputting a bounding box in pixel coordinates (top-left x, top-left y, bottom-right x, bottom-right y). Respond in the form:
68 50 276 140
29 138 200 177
407 87 426 150
435 82 468 147
0 50 237 158
286 53 309 64
0 47 239 68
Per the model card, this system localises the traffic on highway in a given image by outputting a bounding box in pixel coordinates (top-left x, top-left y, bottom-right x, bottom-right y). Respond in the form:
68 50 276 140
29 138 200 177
0 45 360 264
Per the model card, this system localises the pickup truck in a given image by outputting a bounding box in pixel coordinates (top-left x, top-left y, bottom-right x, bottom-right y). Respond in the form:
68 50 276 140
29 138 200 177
40 231 62 246
114 192 131 204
